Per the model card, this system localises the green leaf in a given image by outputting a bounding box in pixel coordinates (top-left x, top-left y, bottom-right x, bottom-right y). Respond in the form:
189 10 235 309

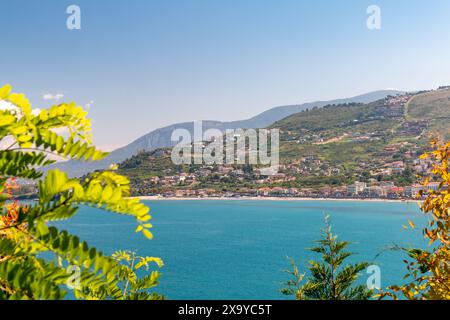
0 84 12 99
0 115 15 127
142 229 153 240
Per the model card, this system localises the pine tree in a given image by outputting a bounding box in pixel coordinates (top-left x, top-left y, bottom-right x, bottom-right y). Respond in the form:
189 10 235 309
282 216 373 300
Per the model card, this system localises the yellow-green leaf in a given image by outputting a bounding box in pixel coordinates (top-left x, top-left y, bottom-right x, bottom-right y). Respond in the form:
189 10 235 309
0 115 15 127
142 229 153 240
7 93 32 115
0 84 12 99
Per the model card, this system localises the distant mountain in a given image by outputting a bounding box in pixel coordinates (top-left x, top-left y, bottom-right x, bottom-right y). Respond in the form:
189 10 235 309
44 90 403 177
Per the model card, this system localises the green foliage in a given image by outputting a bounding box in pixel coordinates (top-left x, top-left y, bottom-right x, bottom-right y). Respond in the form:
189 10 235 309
271 102 370 133
380 140 450 300
281 216 373 300
280 257 305 300
0 84 160 299
111 251 164 300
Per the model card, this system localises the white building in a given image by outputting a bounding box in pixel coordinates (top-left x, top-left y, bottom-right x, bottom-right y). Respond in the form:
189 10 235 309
347 181 367 195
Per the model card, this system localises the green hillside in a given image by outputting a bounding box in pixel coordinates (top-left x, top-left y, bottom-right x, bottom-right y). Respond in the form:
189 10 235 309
407 89 450 139
117 89 450 196
272 94 421 165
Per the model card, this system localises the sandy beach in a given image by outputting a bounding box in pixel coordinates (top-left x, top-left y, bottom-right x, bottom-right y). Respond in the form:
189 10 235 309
135 196 421 203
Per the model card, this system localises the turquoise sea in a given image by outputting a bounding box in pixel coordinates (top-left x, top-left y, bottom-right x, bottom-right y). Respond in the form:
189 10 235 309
56 200 428 299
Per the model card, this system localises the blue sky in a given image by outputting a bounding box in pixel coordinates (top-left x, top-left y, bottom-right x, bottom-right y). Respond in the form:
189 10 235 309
1 0 450 149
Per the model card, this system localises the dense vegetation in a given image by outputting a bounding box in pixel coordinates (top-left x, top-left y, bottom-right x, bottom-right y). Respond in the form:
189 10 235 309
0 84 161 299
380 140 450 299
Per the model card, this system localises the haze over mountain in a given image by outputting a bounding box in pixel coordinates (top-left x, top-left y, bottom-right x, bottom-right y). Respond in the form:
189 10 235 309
45 90 403 177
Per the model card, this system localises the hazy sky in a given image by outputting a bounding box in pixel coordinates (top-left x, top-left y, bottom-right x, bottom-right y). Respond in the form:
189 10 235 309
1 0 450 149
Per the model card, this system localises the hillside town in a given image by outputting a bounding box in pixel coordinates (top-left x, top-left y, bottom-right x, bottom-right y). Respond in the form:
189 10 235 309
148 182 436 200
118 147 436 200
128 174 435 200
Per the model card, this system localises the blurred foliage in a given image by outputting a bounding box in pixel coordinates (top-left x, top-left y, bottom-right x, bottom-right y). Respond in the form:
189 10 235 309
0 84 160 299
380 139 450 299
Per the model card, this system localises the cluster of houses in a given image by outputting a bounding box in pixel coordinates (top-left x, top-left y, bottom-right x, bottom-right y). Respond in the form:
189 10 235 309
151 180 438 200
346 181 439 199
148 174 197 186
134 145 436 199
7 178 38 198
140 151 431 188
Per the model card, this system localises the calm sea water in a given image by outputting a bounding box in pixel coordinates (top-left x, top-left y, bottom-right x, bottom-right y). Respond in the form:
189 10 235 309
56 200 428 300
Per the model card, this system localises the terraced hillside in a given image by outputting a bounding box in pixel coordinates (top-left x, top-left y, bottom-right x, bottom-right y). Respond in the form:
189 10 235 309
271 93 420 168
407 89 450 139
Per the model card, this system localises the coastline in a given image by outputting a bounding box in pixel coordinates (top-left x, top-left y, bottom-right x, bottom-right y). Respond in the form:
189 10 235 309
135 196 421 203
